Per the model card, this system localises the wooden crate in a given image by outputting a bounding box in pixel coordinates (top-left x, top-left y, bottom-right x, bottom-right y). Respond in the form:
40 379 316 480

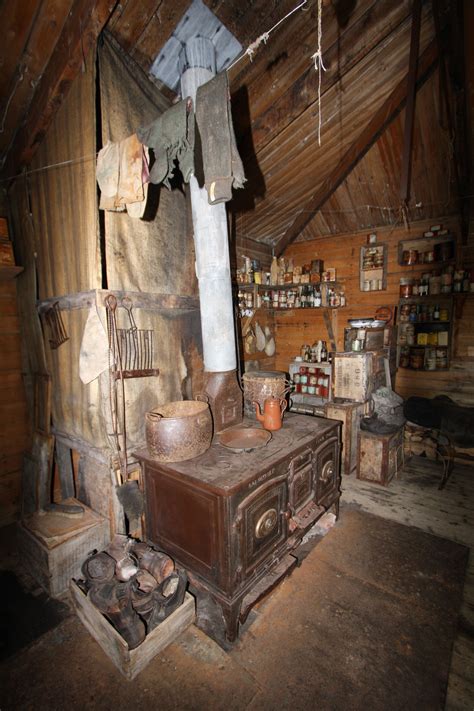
70 582 195 680
17 499 109 596
325 401 367 476
357 427 404 486
332 352 374 402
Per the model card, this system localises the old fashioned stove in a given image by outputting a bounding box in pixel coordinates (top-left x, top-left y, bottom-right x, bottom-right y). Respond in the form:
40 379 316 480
135 413 341 641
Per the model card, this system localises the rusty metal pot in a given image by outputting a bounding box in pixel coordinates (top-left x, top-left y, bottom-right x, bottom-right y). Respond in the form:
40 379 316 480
145 400 213 462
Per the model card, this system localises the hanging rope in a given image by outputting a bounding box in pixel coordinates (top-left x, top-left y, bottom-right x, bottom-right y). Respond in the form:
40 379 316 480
311 0 327 146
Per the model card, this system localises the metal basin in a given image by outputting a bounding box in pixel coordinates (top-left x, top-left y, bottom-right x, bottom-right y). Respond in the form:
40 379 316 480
219 427 272 452
145 400 213 462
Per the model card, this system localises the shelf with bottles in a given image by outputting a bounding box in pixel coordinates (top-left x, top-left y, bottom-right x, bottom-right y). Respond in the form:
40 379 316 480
399 266 473 299
397 297 452 370
359 242 387 292
288 355 332 403
397 228 456 266
237 283 346 315
398 345 449 371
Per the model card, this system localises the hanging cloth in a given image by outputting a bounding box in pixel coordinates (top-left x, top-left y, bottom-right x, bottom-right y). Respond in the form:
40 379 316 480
195 71 246 205
137 98 194 188
97 134 149 216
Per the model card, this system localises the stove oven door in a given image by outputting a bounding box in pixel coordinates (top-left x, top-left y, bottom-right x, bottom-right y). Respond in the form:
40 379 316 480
234 473 289 582
314 436 340 507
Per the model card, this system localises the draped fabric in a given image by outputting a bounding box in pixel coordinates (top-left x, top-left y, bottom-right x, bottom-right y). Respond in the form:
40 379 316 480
9 51 104 447
99 33 195 296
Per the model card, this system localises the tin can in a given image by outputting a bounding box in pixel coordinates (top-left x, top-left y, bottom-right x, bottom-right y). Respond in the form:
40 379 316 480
307 385 316 395
399 278 413 298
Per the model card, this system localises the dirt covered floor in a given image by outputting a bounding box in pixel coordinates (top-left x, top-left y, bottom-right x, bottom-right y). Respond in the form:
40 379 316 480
0 504 467 711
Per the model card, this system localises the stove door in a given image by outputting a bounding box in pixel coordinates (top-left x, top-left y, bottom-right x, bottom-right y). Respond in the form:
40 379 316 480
234 473 288 580
314 436 340 507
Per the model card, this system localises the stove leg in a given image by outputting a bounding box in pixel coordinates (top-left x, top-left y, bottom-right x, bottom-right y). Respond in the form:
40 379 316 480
221 600 242 642
334 497 340 521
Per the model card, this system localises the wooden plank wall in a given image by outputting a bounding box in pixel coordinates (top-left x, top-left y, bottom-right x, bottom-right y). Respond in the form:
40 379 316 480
276 216 474 404
0 219 29 526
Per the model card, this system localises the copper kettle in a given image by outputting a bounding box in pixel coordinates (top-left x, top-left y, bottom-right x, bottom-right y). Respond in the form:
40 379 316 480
254 397 287 431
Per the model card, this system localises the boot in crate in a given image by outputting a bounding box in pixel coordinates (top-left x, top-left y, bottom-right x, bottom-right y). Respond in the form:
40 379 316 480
90 580 146 649
147 569 188 630
81 551 116 589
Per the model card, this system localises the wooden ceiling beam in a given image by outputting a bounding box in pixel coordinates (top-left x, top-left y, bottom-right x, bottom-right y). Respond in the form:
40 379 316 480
1 0 117 182
399 0 422 204
274 38 438 257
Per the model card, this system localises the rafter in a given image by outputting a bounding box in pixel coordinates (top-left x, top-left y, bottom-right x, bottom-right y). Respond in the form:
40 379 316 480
274 39 438 256
1 0 117 181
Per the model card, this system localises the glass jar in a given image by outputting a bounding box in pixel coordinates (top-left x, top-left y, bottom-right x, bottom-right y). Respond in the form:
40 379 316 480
399 278 413 298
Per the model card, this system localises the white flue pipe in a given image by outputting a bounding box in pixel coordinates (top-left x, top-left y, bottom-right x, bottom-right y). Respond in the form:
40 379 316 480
180 38 237 373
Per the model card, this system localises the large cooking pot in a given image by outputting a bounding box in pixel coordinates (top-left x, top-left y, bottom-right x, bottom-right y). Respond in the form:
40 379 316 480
145 400 213 462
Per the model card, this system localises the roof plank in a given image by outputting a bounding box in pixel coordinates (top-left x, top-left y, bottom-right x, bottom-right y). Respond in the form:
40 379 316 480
274 39 438 255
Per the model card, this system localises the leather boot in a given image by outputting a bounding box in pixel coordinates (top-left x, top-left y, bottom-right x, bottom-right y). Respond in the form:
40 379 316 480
147 569 188 631
81 551 116 587
89 580 146 650
105 534 139 581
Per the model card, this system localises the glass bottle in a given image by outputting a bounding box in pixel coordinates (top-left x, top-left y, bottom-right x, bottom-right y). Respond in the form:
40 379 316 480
320 341 327 361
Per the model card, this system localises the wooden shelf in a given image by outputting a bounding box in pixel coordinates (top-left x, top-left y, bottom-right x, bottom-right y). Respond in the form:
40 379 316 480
397 344 448 349
398 233 455 266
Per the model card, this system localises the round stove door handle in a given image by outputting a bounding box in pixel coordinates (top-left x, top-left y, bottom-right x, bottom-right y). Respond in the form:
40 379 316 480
255 508 279 539
320 460 334 483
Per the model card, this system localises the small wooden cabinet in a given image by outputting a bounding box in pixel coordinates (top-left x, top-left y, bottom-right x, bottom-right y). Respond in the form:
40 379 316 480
357 427 404 486
135 414 341 642
359 242 387 292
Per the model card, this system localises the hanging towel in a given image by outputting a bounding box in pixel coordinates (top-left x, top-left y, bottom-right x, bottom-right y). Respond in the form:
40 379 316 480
195 71 246 205
96 134 149 215
137 98 194 188
79 305 110 384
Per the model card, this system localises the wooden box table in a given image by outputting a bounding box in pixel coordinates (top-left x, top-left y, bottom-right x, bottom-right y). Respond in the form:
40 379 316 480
357 426 404 486
135 414 341 641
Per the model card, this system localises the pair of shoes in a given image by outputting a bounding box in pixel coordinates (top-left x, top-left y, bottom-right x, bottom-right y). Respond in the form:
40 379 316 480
147 569 188 631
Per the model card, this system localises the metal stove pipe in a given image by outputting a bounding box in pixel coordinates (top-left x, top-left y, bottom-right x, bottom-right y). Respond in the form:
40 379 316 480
179 38 243 431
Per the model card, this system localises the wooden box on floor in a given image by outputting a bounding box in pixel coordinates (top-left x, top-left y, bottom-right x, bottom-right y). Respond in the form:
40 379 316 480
357 427 404 486
70 582 195 680
17 499 109 597
325 401 366 476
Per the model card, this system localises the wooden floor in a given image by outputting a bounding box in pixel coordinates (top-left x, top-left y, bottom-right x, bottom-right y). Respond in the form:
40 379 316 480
341 456 474 711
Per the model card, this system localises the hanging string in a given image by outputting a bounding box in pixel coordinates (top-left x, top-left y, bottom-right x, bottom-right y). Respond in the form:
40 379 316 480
311 0 327 146
227 0 308 71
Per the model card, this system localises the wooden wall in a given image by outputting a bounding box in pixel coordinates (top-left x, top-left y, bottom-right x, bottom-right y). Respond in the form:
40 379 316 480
275 216 474 405
0 218 29 525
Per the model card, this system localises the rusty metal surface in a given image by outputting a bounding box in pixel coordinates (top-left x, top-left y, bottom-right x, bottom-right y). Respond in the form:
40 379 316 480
138 416 341 641
145 400 213 462
203 370 243 433
219 427 271 452
136 413 338 494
